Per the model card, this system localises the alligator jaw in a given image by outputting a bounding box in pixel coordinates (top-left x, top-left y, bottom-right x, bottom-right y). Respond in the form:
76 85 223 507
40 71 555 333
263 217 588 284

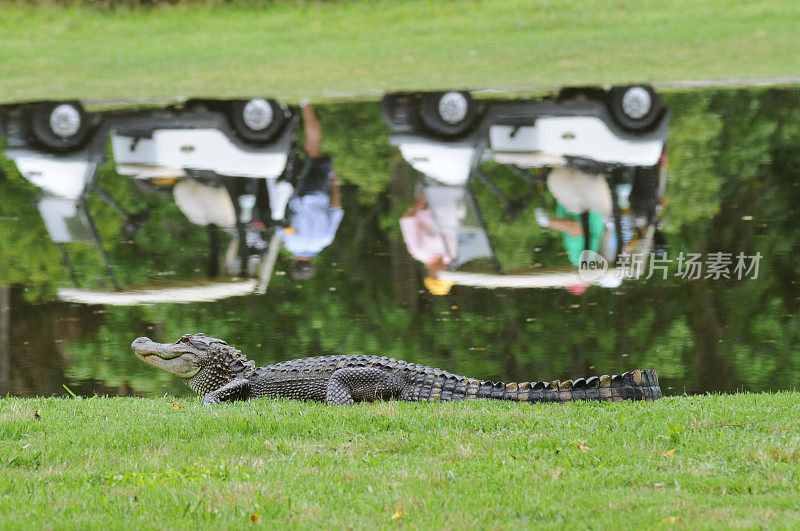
131 336 202 378
131 337 188 359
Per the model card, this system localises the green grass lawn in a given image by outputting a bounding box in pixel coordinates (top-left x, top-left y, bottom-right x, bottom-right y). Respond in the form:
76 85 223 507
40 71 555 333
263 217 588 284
1 0 799 102
1 393 799 528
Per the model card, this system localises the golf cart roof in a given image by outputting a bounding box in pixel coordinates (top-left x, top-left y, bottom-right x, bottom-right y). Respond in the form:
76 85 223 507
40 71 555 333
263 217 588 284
57 279 257 306
438 269 626 289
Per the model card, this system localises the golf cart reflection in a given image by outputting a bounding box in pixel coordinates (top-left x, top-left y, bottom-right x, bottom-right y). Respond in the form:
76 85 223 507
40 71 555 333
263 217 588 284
385 86 669 292
0 98 303 302
108 98 299 240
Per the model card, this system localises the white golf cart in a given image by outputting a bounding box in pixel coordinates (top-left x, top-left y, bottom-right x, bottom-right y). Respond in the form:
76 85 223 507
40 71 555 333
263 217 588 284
382 86 669 265
0 98 299 287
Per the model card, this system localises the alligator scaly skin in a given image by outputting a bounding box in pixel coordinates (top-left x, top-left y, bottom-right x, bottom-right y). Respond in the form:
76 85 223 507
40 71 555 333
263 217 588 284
237 355 662 404
132 334 663 405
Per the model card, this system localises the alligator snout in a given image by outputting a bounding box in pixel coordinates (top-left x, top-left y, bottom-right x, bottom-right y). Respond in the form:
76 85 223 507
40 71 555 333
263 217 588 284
131 335 203 378
131 336 158 355
131 337 151 349
131 336 194 360
131 336 168 357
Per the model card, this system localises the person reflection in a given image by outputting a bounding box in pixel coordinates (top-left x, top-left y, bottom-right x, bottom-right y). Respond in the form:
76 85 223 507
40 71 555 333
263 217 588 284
281 103 343 280
399 192 455 296
533 167 626 268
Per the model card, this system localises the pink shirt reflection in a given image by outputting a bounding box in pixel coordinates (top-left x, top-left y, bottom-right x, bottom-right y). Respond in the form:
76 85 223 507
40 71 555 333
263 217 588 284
400 205 457 269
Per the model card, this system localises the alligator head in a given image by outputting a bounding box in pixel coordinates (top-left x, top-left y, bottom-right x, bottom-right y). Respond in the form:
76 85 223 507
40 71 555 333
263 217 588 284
131 333 255 396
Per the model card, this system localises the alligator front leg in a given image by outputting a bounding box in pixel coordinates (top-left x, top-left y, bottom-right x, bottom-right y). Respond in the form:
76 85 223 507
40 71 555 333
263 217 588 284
326 368 405 405
201 378 251 406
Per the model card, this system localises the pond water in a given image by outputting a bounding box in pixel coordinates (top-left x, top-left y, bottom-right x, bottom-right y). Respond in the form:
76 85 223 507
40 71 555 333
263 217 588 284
1 86 799 398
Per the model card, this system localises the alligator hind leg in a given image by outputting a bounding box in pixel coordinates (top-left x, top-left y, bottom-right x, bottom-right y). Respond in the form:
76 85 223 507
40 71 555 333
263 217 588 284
326 367 405 405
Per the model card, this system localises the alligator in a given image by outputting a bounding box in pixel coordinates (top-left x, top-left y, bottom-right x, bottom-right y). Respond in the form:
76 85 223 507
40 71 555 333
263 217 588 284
131 333 662 405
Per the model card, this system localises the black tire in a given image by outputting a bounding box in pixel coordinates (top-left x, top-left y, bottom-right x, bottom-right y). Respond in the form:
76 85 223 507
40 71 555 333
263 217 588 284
608 85 662 132
380 93 422 131
419 91 477 138
227 99 285 143
29 101 91 152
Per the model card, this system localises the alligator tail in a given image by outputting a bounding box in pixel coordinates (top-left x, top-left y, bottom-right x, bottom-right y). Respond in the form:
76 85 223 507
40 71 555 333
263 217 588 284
499 369 664 403
409 369 662 402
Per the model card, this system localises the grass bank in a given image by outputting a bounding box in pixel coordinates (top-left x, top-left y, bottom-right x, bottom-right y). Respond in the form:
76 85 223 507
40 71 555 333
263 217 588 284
1 0 799 102
1 393 799 528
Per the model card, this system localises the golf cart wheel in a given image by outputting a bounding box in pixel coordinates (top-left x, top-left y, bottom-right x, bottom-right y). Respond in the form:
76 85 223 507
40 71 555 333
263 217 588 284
380 93 423 132
608 85 662 131
227 99 285 143
419 91 477 137
29 101 91 151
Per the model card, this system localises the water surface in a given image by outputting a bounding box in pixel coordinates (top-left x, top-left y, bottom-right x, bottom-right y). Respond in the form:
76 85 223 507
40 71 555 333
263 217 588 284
1 87 798 398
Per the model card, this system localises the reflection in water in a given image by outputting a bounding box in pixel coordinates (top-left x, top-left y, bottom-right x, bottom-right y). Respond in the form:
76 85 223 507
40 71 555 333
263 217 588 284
1 99 345 297
282 104 343 281
388 87 668 291
1 87 799 398
400 184 494 295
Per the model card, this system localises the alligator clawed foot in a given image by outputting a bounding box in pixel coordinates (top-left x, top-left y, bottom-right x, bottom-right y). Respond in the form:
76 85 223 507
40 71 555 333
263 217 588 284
202 396 222 406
